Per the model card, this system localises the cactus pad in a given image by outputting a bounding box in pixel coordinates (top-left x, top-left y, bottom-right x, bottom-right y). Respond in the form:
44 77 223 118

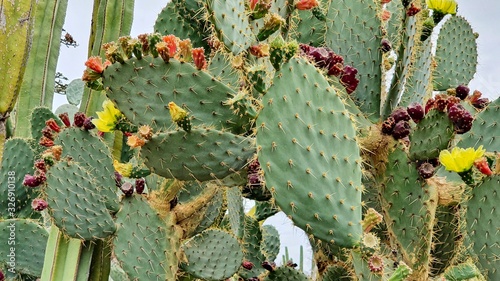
30 107 63 141
256 57 363 247
260 224 280 262
141 128 254 181
180 229 243 280
263 266 310 281
409 110 454 161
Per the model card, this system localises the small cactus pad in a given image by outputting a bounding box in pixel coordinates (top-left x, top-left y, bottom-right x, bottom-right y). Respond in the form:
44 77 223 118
0 138 37 219
260 224 280 262
320 264 351 281
30 107 63 141
325 0 383 120
433 16 478 91
239 215 266 279
226 186 245 238
457 97 500 152
54 127 119 212
209 0 254 55
102 56 248 133
141 128 254 181
465 176 500 280
409 110 454 161
114 195 180 281
263 266 310 281
0 219 48 277
443 262 483 281
380 144 438 272
180 229 243 280
45 160 116 240
256 57 363 247
254 200 280 221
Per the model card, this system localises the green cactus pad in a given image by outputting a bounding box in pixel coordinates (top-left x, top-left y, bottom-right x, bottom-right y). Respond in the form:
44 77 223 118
385 0 405 52
263 266 310 281
0 138 37 219
399 39 433 107
351 250 385 281
433 16 478 91
54 127 119 212
180 229 243 280
324 0 384 120
208 51 242 90
154 1 207 51
115 195 180 281
431 206 460 276
45 160 116 240
171 0 206 22
0 219 48 277
261 224 280 262
465 176 500 280
320 264 351 281
30 107 64 141
457 97 500 152
110 258 130 281
102 56 248 133
443 262 483 281
380 144 438 272
289 9 327 46
256 57 363 247
141 128 254 181
226 186 245 238
209 0 254 55
239 215 266 279
255 200 280 221
409 110 455 161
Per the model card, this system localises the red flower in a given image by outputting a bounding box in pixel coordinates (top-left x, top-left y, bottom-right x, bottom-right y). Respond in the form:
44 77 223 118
85 56 105 74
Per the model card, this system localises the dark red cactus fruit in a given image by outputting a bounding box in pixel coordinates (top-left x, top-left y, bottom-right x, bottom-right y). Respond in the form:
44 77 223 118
35 170 47 184
120 182 134 197
447 103 473 134
23 174 41 187
390 107 411 123
299 43 313 56
472 98 489 109
34 159 46 172
286 260 298 268
381 117 396 135
32 198 48 211
242 261 254 270
114 171 123 187
41 126 56 140
425 98 435 114
192 47 207 70
406 2 420 16
58 112 71 127
74 112 86 127
45 118 61 133
391 120 411 139
39 136 54 147
247 278 260 281
455 85 470 100
381 38 392 53
406 102 425 123
340 65 359 94
83 117 96 131
261 261 276 272
0 269 4 281
135 178 145 194
418 162 435 179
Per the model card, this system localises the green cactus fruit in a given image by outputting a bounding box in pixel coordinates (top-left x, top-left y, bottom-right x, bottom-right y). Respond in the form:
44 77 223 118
0 138 38 219
261 224 280 262
102 56 249 134
226 186 245 239
269 36 298 70
433 16 478 91
263 265 310 281
54 127 119 212
325 0 383 121
0 219 48 277
209 0 254 55
409 109 455 161
256 57 363 247
465 175 500 280
180 229 243 280
254 200 280 221
45 160 116 240
380 144 438 276
141 128 254 181
114 195 180 281
457 97 500 152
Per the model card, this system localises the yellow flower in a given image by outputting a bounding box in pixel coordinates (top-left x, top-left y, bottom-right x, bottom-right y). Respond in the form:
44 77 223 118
439 146 485 173
92 100 123 132
426 0 457 15
113 160 132 177
168 102 188 122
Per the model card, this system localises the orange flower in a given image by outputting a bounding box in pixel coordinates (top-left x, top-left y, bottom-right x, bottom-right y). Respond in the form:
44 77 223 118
296 0 318 10
85 56 105 74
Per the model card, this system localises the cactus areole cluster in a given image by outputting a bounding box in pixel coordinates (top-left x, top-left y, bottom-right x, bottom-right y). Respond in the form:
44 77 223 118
1 0 499 280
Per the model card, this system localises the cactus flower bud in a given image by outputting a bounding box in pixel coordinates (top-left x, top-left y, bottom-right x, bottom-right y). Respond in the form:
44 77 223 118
296 0 318 10
58 112 71 127
474 158 493 176
45 118 61 133
168 102 188 123
113 160 133 178
32 198 48 211
138 125 153 140
362 208 384 232
127 135 146 148
85 56 106 74
39 136 54 147
177 39 192 62
192 47 207 70
242 261 254 270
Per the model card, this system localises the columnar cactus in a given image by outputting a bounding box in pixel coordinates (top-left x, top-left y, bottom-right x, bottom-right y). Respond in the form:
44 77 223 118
0 0 499 280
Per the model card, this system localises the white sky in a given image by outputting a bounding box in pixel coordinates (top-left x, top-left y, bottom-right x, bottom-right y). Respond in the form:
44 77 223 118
55 0 500 273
